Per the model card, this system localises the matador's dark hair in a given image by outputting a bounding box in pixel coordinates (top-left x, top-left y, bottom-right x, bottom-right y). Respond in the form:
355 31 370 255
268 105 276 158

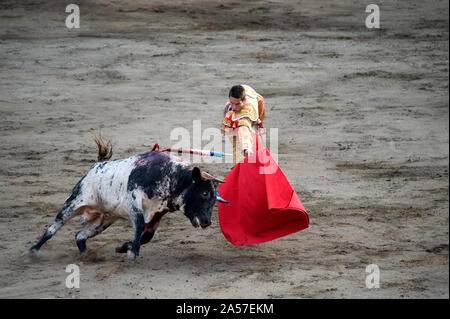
229 85 246 100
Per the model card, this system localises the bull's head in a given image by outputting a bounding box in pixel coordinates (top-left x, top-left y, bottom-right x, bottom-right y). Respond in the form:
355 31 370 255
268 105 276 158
183 167 227 229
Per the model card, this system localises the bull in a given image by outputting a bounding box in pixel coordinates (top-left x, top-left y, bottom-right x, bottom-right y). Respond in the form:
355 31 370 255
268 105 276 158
29 137 229 260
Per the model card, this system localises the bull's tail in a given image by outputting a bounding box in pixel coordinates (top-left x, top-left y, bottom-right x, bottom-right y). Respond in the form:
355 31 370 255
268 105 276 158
92 134 113 161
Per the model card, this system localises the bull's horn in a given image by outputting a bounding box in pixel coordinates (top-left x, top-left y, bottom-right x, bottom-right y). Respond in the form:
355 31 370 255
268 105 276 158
201 171 225 183
216 192 230 204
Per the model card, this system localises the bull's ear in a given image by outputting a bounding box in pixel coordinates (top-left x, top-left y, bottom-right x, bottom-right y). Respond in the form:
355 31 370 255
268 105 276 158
192 167 202 184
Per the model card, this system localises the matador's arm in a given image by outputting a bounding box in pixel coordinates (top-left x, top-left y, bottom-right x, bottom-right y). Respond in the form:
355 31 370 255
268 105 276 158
237 117 253 157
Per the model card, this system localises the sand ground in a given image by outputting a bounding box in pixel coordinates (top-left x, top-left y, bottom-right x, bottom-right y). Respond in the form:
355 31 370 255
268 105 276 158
0 0 448 298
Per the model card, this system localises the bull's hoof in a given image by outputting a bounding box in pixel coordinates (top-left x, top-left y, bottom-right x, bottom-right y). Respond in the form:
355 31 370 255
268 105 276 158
76 237 87 254
22 248 38 257
115 241 131 254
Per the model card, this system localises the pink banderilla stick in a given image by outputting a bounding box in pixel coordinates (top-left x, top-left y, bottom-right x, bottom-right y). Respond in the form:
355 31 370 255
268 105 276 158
161 148 232 157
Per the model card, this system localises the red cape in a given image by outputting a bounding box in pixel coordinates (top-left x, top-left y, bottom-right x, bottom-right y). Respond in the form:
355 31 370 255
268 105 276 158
218 147 309 246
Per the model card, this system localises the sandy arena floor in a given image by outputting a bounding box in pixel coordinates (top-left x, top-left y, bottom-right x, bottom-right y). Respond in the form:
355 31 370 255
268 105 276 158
0 0 448 298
